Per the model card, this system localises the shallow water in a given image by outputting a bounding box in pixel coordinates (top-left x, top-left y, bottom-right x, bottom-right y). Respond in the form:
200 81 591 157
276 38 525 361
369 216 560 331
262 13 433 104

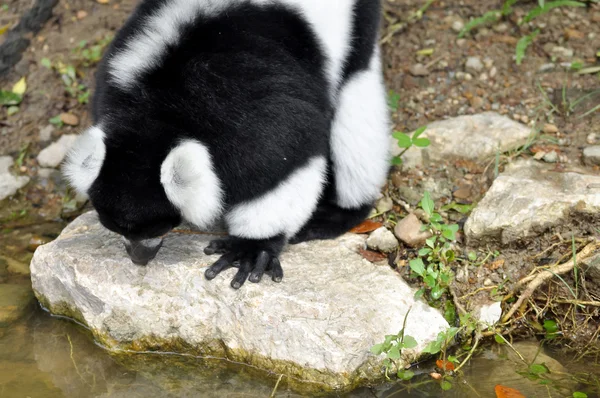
1 222 599 398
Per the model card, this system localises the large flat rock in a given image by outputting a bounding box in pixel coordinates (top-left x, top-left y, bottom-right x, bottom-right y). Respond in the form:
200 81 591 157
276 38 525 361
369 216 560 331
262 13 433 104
30 211 449 392
465 160 600 246
393 112 533 167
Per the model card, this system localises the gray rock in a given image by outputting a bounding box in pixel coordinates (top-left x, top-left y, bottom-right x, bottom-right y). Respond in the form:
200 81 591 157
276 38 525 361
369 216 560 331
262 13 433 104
38 124 54 142
37 134 78 168
393 113 533 168
0 156 29 201
582 253 600 282
583 146 600 166
465 56 484 73
409 63 429 76
551 46 574 59
542 150 558 163
394 214 431 247
366 227 399 253
375 196 394 213
465 160 600 246
0 283 33 326
30 211 449 392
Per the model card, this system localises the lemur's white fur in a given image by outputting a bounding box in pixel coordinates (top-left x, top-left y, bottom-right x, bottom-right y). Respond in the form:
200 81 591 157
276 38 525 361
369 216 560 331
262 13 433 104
160 140 224 229
109 0 354 96
330 49 391 209
226 156 327 239
62 126 106 196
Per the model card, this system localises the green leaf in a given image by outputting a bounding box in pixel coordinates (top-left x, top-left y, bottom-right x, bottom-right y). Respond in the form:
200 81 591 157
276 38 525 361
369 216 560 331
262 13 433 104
420 192 434 217
515 29 540 65
409 258 426 276
388 90 401 110
397 369 414 380
422 340 442 354
412 137 431 147
49 115 63 126
441 380 453 391
494 334 505 344
40 58 52 68
426 237 436 248
429 213 443 223
431 285 445 300
418 247 432 256
442 226 457 241
370 343 384 355
414 288 425 299
402 335 418 349
543 319 558 334
441 203 473 214
459 11 501 38
387 345 401 360
573 392 588 398
529 363 549 375
523 1 585 24
0 90 21 105
394 132 413 148
6 105 19 116
502 0 519 15
468 251 477 261
412 126 427 139
424 274 437 288
391 156 403 166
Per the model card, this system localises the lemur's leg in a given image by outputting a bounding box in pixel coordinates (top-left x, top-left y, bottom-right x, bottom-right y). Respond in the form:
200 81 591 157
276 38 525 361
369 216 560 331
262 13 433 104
290 51 390 244
204 157 327 289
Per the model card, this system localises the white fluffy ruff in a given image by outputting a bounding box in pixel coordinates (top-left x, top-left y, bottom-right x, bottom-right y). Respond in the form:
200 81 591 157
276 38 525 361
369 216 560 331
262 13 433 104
62 126 106 196
160 140 224 229
226 156 327 239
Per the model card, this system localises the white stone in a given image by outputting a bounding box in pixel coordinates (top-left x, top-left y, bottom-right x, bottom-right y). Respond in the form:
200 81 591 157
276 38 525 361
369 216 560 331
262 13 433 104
366 227 399 253
37 134 79 168
393 113 533 168
38 124 54 141
475 301 502 329
465 160 600 246
30 211 449 391
465 56 484 73
451 20 464 33
583 146 600 166
0 156 29 201
376 196 394 213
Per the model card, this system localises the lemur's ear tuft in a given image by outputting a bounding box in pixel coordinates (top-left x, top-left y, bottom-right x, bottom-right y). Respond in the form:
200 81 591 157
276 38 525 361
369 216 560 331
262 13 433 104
62 126 106 197
160 140 224 229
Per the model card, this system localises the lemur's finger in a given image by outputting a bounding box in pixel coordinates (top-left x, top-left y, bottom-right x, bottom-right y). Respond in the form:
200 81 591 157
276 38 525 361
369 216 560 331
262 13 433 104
269 258 284 283
249 251 270 283
231 257 253 289
205 252 236 280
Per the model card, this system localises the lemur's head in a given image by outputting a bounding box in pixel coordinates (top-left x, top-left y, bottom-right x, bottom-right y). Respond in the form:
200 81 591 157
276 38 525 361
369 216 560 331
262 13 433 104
63 126 223 265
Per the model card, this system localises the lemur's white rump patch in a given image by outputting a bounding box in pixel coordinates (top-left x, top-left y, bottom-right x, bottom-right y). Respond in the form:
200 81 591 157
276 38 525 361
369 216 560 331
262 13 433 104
109 0 354 95
62 126 106 196
331 50 391 209
226 156 327 239
160 140 224 229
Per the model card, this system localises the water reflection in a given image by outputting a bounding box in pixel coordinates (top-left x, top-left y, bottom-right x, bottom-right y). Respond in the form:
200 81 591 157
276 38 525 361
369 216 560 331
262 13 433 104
0 305 598 398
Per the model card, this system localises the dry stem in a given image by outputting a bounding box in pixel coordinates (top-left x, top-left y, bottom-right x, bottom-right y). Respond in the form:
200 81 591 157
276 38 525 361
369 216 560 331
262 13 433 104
502 241 600 323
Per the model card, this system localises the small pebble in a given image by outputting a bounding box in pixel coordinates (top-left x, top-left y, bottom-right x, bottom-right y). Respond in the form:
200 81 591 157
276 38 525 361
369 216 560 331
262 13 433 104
409 63 429 76
543 150 558 163
60 113 79 126
452 20 464 33
543 123 558 134
489 66 497 78
586 133 597 145
465 56 484 73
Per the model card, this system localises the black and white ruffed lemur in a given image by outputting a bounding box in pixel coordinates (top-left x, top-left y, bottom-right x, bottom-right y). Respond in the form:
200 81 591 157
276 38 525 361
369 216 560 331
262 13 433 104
63 0 390 289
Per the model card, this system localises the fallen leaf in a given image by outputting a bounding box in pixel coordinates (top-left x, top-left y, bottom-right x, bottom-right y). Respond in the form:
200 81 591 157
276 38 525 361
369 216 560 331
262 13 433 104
12 77 26 96
0 24 9 35
60 113 79 126
359 249 387 263
495 385 526 398
349 220 383 234
452 187 471 200
530 144 561 154
487 258 505 270
436 359 455 371
97 0 109 3
564 28 584 40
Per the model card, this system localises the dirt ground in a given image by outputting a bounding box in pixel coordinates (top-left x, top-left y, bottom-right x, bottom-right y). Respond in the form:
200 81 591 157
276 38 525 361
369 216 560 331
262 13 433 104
0 0 599 356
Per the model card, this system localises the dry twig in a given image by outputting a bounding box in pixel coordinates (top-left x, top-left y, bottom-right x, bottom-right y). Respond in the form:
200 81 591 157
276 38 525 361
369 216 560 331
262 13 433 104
502 241 600 323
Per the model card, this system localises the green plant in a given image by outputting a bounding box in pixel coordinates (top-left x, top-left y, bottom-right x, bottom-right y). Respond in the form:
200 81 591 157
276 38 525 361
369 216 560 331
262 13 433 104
388 90 401 110
391 126 430 165
370 310 418 380
410 192 457 301
72 35 113 67
459 0 588 65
